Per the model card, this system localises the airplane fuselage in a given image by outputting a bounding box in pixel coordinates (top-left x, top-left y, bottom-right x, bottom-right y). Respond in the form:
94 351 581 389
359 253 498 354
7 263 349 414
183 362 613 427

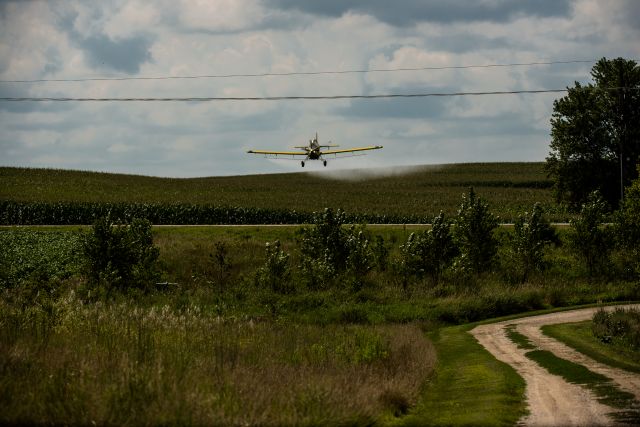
307 149 321 160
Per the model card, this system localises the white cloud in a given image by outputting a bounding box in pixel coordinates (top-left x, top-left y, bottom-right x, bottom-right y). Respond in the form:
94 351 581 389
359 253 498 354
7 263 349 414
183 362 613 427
1 0 637 177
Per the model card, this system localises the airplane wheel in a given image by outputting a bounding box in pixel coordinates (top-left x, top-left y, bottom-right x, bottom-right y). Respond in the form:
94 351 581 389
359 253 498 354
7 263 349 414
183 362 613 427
323 160 327 167
301 161 305 167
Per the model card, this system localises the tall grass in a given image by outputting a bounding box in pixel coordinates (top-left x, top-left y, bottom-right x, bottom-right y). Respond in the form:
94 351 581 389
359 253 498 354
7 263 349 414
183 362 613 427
0 294 434 425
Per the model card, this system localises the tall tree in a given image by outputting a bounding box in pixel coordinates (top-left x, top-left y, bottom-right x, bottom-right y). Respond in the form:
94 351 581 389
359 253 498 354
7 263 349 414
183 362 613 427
546 57 640 210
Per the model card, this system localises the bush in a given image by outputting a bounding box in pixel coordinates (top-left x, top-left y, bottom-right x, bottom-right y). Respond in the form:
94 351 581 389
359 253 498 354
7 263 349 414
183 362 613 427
298 208 349 284
452 188 499 274
569 191 613 278
255 240 291 294
505 203 559 283
345 227 374 290
397 212 456 286
297 208 375 289
614 166 640 277
592 307 640 350
81 217 160 293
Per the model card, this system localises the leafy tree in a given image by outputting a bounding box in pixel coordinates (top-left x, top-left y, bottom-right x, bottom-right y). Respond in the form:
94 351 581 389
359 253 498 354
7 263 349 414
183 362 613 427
255 240 291 294
427 212 458 282
297 208 374 288
371 235 389 272
452 188 499 274
569 191 612 278
614 165 640 276
298 208 347 288
507 203 559 283
398 213 456 288
345 227 374 289
82 217 160 292
546 57 640 210
299 208 349 271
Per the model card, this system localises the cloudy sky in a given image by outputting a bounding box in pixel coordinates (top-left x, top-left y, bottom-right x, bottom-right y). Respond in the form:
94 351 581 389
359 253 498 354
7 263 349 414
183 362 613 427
1 0 639 177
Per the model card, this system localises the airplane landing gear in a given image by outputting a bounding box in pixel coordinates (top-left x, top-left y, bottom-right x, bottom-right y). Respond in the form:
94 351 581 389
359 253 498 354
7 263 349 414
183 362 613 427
323 160 327 167
301 161 305 167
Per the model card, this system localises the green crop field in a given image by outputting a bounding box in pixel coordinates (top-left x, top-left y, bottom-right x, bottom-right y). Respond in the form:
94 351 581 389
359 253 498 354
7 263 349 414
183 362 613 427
0 163 565 223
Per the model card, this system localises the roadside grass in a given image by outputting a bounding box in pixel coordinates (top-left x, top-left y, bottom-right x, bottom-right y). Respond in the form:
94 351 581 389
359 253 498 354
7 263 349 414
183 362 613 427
0 295 434 426
396 325 527 427
542 321 640 374
525 350 640 424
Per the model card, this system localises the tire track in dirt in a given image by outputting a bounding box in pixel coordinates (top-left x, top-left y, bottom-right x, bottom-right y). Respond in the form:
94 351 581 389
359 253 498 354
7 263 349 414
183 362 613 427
471 305 640 426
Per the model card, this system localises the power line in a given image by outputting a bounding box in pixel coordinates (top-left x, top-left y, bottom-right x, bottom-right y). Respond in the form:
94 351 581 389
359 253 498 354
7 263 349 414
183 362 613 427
2 87 637 102
0 89 569 102
0 60 596 83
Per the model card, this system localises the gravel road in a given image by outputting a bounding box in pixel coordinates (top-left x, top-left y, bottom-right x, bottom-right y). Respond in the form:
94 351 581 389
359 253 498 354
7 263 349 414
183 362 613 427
471 305 640 426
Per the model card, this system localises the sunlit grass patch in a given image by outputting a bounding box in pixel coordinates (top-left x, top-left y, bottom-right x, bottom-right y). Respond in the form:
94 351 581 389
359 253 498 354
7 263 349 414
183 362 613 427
398 325 527 426
543 321 640 373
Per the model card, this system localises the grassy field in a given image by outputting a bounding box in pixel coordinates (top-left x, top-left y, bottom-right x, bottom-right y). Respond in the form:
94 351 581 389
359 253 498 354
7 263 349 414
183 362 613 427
2 160 639 425
0 295 434 425
399 325 527 426
3 225 638 324
0 163 564 222
3 223 640 425
543 321 640 373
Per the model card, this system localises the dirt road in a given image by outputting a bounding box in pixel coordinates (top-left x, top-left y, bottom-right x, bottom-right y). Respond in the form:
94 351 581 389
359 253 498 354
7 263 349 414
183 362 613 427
471 305 640 426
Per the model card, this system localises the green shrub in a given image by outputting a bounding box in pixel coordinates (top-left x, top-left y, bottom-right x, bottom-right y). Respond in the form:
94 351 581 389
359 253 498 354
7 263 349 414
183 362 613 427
592 307 640 350
344 227 374 290
614 166 640 277
452 188 499 274
255 240 291 294
371 235 389 272
569 191 613 278
81 217 160 293
397 212 456 286
505 203 559 283
297 208 375 289
298 208 348 289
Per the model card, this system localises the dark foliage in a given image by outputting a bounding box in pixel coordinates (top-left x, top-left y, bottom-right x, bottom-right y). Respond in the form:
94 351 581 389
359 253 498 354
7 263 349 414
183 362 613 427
82 217 160 292
507 203 560 283
569 192 613 278
452 188 499 274
546 57 640 210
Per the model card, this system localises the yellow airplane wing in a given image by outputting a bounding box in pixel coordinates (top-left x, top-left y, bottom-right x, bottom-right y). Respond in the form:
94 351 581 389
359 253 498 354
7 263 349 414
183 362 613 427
247 149 307 156
322 145 383 155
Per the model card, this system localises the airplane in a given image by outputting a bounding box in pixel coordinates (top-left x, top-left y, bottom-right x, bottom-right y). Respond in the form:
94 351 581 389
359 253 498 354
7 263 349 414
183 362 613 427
247 132 383 167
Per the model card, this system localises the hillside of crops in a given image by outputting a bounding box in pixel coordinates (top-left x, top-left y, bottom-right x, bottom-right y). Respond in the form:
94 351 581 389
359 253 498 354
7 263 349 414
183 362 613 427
0 163 565 223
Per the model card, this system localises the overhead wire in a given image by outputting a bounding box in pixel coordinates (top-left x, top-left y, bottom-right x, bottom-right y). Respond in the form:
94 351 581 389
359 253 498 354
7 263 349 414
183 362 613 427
0 59 596 83
1 87 637 102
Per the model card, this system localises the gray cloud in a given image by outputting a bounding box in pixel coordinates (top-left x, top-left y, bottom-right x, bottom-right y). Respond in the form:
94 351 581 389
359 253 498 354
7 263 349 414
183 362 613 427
77 33 153 74
620 0 640 31
55 6 153 74
337 97 453 119
264 0 573 26
424 33 516 53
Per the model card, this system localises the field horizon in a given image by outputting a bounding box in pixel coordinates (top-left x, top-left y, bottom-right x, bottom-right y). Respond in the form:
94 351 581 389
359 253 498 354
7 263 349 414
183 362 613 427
1 162 565 223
